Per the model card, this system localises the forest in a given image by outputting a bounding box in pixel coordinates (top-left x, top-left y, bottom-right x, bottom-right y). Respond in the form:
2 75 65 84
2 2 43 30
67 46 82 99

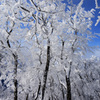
0 0 100 100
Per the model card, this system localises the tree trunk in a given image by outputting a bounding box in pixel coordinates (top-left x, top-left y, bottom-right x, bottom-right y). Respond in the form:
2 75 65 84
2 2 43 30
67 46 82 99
66 63 72 100
13 53 18 100
35 79 41 100
6 39 18 100
42 39 50 100
61 85 65 100
14 79 18 100
6 20 18 100
66 76 71 100
26 94 29 100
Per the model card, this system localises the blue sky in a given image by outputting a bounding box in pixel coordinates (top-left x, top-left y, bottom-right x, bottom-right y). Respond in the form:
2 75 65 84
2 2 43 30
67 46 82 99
63 0 100 47
62 0 100 57
82 0 100 47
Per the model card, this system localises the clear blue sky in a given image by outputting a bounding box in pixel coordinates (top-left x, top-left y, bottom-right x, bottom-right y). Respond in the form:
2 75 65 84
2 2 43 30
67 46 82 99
63 0 100 47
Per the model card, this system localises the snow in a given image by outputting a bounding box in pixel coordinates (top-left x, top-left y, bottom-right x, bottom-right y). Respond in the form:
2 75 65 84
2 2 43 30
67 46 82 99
0 0 100 100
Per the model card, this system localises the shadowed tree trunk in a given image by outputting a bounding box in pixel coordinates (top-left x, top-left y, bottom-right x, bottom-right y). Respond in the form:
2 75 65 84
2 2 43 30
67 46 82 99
66 76 71 100
35 79 41 100
26 93 29 100
65 31 77 100
61 84 65 100
65 62 72 100
7 39 18 100
13 53 18 100
42 39 50 100
6 20 18 100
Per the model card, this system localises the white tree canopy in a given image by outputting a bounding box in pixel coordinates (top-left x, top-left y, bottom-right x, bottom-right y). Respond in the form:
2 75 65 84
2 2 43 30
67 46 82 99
0 0 100 100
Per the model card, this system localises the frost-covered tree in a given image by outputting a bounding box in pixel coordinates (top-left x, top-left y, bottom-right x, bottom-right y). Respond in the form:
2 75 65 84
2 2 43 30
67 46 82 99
55 0 95 100
0 1 28 100
95 0 100 26
71 56 100 100
0 0 65 100
0 0 99 100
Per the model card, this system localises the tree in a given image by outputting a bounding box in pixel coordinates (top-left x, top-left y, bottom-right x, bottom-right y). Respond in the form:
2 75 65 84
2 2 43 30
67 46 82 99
55 0 95 100
0 0 99 100
5 0 65 99
0 1 26 99
95 0 100 26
